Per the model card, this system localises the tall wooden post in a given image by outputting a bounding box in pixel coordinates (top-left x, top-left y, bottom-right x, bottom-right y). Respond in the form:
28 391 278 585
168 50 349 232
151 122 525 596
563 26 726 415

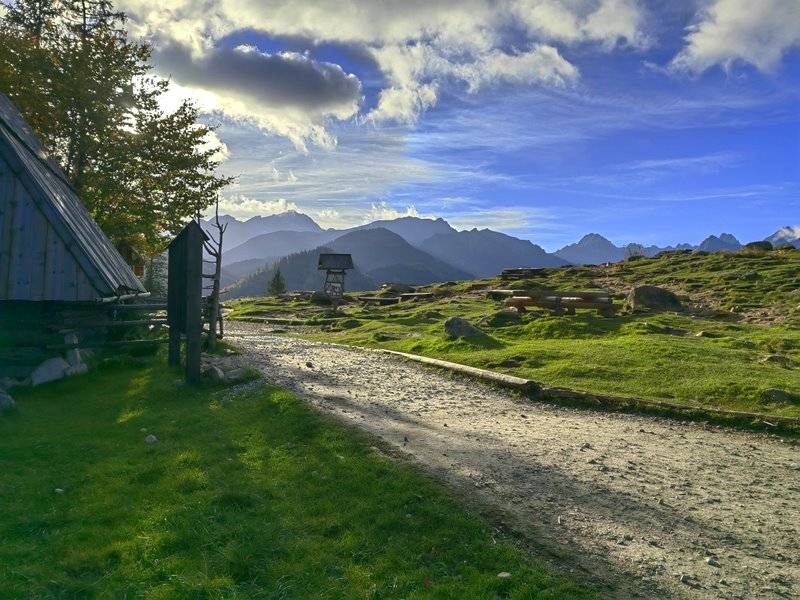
167 221 208 384
184 223 203 384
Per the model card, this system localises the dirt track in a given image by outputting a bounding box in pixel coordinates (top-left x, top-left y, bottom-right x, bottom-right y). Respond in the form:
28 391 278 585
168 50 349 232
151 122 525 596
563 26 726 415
228 321 800 599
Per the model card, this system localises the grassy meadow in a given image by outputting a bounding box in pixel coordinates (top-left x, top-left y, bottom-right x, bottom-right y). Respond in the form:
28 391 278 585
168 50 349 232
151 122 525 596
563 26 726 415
228 247 800 418
0 352 589 598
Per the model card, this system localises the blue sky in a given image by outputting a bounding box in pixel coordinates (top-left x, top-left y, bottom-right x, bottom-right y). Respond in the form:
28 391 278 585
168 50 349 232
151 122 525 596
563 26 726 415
119 0 800 250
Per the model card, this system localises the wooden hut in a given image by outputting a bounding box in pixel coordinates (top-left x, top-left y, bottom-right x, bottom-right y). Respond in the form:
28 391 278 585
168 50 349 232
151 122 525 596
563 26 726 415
0 93 147 379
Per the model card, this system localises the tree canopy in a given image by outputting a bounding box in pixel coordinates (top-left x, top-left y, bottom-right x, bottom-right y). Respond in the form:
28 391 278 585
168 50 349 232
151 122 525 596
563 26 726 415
0 0 233 256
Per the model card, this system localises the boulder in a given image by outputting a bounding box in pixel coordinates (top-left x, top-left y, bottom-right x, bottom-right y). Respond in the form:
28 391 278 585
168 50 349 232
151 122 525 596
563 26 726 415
760 388 794 404
0 389 16 411
627 285 683 312
31 357 70 386
444 317 484 339
204 365 227 383
760 355 795 369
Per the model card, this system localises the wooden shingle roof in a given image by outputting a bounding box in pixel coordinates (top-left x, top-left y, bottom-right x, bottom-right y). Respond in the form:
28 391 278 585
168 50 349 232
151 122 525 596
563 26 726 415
0 94 146 300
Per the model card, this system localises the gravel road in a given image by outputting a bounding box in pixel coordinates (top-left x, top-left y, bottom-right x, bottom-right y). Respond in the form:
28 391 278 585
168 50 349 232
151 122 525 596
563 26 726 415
228 322 800 599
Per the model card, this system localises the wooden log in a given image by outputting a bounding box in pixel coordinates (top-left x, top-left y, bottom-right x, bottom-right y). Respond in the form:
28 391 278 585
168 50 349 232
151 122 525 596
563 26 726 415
486 289 528 299
359 296 401 305
399 292 434 301
107 303 167 311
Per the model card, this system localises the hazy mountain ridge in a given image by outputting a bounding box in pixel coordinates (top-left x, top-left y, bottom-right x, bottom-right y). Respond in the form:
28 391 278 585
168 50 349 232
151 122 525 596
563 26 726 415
223 227 472 298
554 232 751 265
211 211 798 286
350 216 456 245
200 210 322 252
420 228 568 276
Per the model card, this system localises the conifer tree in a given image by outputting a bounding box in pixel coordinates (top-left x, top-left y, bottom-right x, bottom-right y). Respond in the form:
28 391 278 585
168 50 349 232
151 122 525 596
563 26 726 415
268 270 287 296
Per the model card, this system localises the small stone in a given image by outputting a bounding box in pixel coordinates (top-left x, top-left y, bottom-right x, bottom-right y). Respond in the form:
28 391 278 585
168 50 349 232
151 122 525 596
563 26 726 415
580 443 592 451
497 572 511 579
54 488 64 494
140 428 147 433
145 434 158 444
706 557 720 567
306 361 314 369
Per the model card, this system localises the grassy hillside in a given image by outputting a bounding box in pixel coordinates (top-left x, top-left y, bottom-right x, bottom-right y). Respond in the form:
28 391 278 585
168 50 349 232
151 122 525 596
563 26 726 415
0 352 589 598
228 246 800 418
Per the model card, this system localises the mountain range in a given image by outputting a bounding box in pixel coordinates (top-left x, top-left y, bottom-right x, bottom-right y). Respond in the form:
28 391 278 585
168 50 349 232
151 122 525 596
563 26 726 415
200 212 798 296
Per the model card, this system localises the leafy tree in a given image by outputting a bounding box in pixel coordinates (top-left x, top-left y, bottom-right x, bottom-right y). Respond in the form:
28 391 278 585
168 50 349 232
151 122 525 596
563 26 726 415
268 269 287 296
0 0 233 256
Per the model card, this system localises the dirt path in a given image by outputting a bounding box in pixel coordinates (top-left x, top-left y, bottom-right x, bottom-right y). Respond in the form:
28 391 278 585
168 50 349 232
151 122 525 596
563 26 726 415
228 322 800 599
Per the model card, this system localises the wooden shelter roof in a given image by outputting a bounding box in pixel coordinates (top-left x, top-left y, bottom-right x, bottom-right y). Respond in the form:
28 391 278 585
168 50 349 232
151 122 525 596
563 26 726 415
0 94 146 299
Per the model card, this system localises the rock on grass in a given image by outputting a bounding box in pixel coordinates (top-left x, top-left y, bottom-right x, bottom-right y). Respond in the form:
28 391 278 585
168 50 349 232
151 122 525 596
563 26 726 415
627 286 683 313
760 389 794 404
444 317 485 339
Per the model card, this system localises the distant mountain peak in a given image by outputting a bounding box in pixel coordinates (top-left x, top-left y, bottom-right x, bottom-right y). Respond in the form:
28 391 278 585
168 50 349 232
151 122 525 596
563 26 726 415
766 225 800 248
698 233 741 252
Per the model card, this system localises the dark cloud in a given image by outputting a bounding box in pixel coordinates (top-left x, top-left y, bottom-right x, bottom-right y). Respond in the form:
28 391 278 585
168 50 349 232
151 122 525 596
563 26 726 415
152 41 363 113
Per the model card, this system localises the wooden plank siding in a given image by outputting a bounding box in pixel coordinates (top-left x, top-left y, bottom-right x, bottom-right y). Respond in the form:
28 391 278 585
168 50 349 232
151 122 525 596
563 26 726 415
0 153 99 301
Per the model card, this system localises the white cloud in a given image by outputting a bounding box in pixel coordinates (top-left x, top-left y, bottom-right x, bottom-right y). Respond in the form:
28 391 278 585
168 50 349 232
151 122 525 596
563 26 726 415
671 0 800 73
366 202 430 222
513 0 650 49
116 0 649 136
212 195 300 219
198 129 230 163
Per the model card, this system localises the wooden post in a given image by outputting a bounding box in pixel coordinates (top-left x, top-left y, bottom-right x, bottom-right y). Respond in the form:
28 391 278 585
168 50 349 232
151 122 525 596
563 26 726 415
167 235 182 367
167 220 209 383
184 223 204 384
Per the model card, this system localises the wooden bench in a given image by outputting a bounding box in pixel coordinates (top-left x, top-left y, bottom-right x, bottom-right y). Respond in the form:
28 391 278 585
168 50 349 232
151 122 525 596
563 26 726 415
501 290 617 317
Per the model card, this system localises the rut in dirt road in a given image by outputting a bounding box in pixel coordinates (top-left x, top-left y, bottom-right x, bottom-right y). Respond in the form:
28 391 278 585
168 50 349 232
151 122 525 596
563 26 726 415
228 322 800 599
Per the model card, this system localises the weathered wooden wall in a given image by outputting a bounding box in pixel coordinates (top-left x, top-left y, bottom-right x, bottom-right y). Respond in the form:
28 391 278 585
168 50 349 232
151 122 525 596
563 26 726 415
0 153 98 301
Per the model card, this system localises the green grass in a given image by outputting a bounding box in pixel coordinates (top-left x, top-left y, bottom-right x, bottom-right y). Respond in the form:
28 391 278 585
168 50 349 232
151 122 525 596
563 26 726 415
0 354 589 598
228 248 800 418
